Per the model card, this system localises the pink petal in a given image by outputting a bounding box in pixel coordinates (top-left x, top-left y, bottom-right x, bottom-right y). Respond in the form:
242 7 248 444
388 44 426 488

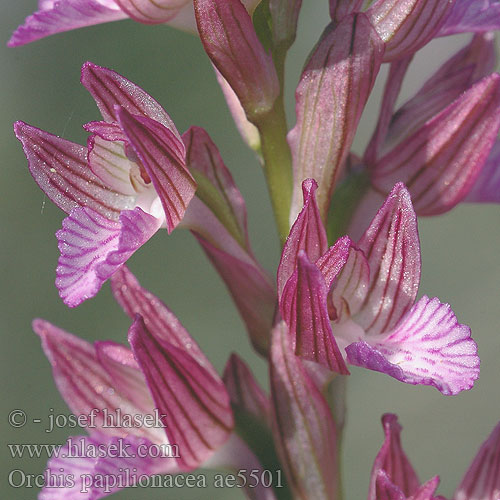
366 0 455 62
87 135 137 195
80 62 181 138
84 120 127 142
384 34 496 151
39 433 177 500
278 179 328 298
465 140 500 203
281 252 349 374
330 244 370 321
270 322 339 499
32 320 163 443
454 421 500 500
287 14 384 221
182 126 249 248
14 121 134 220
356 183 421 335
329 0 363 22
94 341 156 415
373 74 500 215
116 107 196 233
223 353 271 425
315 235 354 289
114 0 189 24
373 471 407 500
410 477 441 500
8 0 127 47
56 206 161 307
369 414 420 500
194 0 279 119
439 0 500 36
129 316 234 470
110 265 214 372
346 296 480 395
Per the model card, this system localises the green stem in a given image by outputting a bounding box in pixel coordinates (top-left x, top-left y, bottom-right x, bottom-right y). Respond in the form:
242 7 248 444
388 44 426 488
254 49 293 248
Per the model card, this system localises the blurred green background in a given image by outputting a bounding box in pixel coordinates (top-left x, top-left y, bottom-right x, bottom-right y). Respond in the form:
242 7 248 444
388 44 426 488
1 2 499 499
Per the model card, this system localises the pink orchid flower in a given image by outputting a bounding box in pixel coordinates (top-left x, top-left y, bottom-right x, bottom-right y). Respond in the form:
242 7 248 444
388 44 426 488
34 265 275 500
15 62 197 307
369 414 500 500
8 0 260 47
279 179 479 396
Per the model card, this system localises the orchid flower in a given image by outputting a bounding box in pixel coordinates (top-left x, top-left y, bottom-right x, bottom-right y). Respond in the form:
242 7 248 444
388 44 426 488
8 0 261 47
15 62 197 307
369 414 500 500
279 180 479 395
34 265 276 500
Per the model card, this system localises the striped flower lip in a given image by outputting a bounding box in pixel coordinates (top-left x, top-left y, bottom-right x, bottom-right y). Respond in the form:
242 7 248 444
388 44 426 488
279 179 479 395
14 62 197 307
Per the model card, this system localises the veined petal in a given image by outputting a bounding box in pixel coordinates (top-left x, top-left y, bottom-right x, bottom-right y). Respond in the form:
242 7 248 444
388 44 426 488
454 421 500 500
194 0 279 119
8 0 127 47
330 244 370 321
373 471 406 500
84 121 127 142
114 0 189 24
56 206 161 307
182 126 249 248
117 107 196 233
373 74 500 215
346 296 480 395
356 184 421 336
14 121 134 220
315 234 353 289
329 0 363 22
32 320 163 443
465 140 500 203
223 353 270 425
39 434 177 500
278 179 328 298
366 0 455 62
281 252 349 374
87 135 137 195
287 14 384 222
110 265 215 373
129 316 234 470
270 322 339 500
95 341 156 415
384 34 497 150
410 477 441 500
81 62 181 138
369 414 420 500
439 0 500 36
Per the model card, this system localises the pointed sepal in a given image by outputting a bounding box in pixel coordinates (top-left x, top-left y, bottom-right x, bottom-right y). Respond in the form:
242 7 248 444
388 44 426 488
287 14 384 221
129 316 234 470
194 0 279 120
